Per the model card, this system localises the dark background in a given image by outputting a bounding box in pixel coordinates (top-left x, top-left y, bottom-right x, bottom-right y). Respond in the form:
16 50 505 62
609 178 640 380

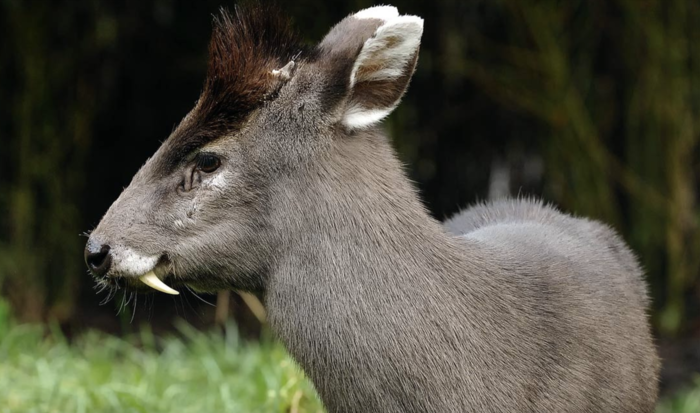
1 0 698 396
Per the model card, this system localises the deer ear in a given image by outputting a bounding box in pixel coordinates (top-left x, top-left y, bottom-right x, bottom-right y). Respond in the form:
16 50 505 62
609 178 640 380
346 12 423 129
319 7 423 130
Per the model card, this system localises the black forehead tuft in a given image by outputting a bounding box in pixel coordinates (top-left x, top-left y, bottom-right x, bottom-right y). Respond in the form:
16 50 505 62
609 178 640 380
159 4 309 172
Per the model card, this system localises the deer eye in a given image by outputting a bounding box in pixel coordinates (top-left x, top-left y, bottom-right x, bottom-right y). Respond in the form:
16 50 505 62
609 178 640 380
195 153 221 173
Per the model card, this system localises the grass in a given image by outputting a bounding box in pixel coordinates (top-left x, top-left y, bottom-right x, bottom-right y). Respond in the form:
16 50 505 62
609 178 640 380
657 380 700 413
0 300 323 413
0 298 698 413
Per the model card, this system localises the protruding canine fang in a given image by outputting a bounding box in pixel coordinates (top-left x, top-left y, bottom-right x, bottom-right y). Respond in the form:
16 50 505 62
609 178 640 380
139 271 179 295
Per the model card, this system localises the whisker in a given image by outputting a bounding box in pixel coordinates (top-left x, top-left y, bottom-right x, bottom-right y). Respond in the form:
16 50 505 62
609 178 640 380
107 287 118 304
99 287 114 306
173 296 180 317
179 293 187 316
130 293 138 324
116 292 126 315
93 281 109 295
147 294 154 321
99 283 113 305
182 288 206 323
185 285 215 307
124 292 134 308
182 290 195 316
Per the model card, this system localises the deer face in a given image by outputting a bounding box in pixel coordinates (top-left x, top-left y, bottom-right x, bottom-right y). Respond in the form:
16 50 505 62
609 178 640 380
85 5 423 295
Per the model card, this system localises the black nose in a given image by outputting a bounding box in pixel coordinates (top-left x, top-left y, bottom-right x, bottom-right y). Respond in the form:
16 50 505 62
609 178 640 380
85 244 112 277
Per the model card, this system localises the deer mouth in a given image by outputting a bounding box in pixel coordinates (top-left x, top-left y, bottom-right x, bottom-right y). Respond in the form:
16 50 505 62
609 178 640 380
96 252 181 295
138 271 179 295
131 255 180 295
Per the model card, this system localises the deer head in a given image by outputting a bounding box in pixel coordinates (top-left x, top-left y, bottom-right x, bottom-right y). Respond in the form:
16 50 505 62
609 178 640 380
85 5 423 295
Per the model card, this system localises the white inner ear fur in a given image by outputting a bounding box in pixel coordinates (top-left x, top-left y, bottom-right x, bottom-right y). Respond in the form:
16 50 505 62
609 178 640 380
353 5 399 21
344 107 394 130
350 15 423 88
343 15 424 130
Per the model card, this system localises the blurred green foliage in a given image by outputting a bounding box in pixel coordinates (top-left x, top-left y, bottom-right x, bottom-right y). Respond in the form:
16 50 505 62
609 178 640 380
658 380 700 413
0 300 322 413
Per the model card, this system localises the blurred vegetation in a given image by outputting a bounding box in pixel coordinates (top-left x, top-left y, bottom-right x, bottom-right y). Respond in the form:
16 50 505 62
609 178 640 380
457 0 700 336
0 0 699 402
0 300 322 413
658 381 700 413
0 1 103 322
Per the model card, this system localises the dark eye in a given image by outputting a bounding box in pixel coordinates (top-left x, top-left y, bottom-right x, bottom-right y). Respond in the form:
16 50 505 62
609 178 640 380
195 153 221 173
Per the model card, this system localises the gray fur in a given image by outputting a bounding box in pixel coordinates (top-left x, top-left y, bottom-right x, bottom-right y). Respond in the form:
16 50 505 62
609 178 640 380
87 6 659 412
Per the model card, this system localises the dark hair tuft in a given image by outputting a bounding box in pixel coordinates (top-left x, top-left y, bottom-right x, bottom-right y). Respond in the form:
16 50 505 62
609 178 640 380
161 4 307 171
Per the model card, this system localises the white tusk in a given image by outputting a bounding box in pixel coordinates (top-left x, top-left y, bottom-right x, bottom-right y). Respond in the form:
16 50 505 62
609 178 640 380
139 271 179 295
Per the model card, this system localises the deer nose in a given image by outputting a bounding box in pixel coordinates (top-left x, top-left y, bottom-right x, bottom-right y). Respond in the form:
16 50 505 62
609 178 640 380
85 244 112 277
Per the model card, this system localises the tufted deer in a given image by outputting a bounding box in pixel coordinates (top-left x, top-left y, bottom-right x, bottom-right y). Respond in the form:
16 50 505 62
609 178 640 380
85 5 660 412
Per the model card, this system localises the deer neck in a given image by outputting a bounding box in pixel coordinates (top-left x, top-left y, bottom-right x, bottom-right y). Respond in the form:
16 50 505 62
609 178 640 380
264 130 481 351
